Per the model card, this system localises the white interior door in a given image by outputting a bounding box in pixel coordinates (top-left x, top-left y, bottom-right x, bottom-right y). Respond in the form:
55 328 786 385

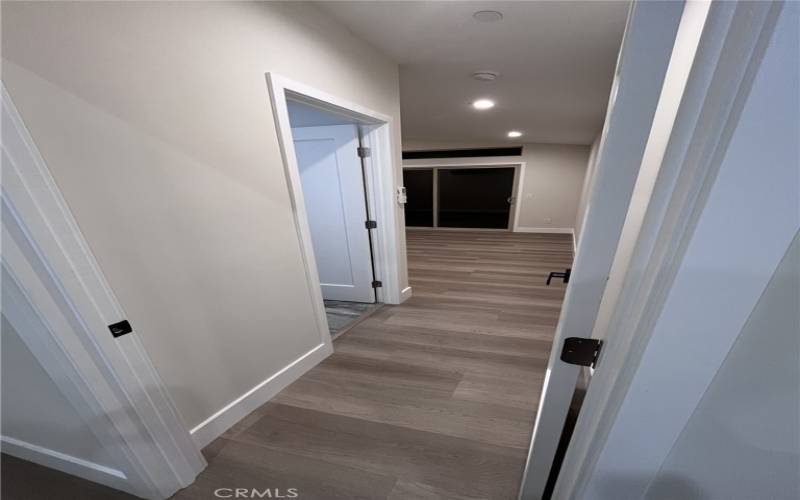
518 2 686 498
293 124 375 303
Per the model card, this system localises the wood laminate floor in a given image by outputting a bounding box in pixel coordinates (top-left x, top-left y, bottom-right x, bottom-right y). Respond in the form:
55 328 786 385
175 229 572 500
1 454 136 500
2 230 572 500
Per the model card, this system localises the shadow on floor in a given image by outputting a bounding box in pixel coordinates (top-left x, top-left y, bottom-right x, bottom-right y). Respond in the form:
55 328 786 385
0 453 136 500
324 300 381 338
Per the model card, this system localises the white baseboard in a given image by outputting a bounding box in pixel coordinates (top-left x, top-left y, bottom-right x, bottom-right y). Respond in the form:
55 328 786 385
514 226 575 234
400 286 413 302
1 436 133 494
190 342 331 449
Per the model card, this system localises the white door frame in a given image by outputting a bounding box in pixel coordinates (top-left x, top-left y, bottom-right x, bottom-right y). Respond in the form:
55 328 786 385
402 161 525 231
553 1 786 498
518 1 687 498
266 74 404 340
1 85 206 499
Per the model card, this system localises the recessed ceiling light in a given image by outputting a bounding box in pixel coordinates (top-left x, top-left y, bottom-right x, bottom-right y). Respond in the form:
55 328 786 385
472 71 499 81
507 131 523 138
472 99 495 110
473 10 503 22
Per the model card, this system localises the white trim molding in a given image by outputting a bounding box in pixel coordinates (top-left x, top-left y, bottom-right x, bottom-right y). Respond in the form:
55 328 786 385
400 286 413 302
266 73 405 317
189 343 329 448
1 85 206 499
402 161 525 232
518 1 687 497
553 1 788 498
514 226 574 234
1 436 133 495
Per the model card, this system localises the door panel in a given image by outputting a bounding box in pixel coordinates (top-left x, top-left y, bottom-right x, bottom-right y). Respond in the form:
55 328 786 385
437 167 515 229
518 2 686 498
293 125 375 303
403 169 434 227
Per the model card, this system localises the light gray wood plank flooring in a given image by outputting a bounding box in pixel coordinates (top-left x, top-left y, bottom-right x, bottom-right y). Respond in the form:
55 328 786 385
0 454 137 500
175 230 572 500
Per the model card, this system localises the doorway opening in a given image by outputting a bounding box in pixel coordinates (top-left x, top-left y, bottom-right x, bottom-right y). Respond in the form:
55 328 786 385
287 104 380 337
267 74 402 342
403 164 523 230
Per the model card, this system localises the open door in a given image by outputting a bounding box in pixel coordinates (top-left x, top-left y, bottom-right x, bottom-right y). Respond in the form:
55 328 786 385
518 2 686 498
2 86 206 499
292 124 376 303
519 1 784 497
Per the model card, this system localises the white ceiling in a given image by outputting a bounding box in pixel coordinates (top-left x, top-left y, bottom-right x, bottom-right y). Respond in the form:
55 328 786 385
315 1 629 146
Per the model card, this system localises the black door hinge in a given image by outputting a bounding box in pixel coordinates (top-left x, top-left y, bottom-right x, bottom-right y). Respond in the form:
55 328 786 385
561 337 603 368
371 280 382 288
357 147 371 158
108 320 133 338
365 220 377 229
546 268 571 285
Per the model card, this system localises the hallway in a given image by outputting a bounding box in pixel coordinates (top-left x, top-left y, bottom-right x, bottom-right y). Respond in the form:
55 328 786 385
175 230 573 500
5 2 796 498
0 230 573 500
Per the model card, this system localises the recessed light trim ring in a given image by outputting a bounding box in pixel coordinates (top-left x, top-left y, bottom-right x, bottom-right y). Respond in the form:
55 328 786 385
473 10 503 23
472 71 499 81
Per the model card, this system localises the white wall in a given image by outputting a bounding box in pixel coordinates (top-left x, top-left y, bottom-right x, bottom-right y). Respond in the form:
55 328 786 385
1 317 115 468
645 232 799 500
516 144 589 232
402 141 589 233
1 1 405 434
574 135 601 243
581 3 800 497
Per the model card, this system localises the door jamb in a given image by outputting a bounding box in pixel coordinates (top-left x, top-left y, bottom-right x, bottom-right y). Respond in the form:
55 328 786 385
1 85 206 499
552 2 785 497
266 74 404 349
517 1 688 497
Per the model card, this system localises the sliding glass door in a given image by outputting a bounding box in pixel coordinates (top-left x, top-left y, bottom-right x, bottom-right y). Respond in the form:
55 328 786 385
403 166 516 229
402 168 434 227
438 167 515 228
